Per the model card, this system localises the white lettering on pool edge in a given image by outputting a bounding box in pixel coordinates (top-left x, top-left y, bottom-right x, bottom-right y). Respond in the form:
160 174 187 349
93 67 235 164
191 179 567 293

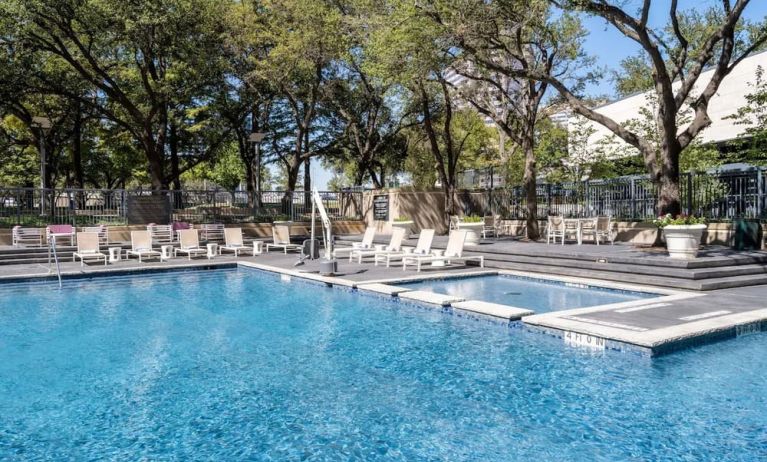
563 331 606 350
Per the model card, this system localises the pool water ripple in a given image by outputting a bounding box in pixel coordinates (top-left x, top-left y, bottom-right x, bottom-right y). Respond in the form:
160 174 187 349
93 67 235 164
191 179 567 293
0 269 765 461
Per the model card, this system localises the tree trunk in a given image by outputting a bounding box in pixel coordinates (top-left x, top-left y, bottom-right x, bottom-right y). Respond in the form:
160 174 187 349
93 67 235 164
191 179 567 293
522 134 539 240
146 141 166 191
282 159 301 217
657 174 682 216
443 182 457 217
303 157 311 192
168 123 180 191
72 102 85 190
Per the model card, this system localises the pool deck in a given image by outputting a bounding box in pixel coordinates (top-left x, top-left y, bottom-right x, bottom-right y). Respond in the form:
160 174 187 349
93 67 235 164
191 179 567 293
1 242 766 357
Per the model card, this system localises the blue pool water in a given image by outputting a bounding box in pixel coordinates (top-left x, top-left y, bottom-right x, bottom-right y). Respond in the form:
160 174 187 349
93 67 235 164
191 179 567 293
399 275 655 312
0 269 765 461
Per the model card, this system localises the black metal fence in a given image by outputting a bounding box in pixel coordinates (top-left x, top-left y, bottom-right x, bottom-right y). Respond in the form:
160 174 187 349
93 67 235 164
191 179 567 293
459 167 767 221
0 188 364 227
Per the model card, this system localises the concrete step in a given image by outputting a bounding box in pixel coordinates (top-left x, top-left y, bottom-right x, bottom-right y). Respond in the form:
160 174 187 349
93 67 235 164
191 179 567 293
483 259 706 290
469 252 767 281
483 258 767 291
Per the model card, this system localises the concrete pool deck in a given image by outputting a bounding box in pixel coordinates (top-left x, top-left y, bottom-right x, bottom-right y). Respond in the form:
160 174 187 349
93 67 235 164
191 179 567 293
0 247 766 357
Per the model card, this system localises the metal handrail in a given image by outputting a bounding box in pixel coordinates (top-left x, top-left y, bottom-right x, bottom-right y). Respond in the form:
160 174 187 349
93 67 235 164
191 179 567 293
47 235 62 289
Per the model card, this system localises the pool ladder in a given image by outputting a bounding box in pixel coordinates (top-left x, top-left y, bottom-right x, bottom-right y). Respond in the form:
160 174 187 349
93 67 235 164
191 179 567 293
47 235 63 289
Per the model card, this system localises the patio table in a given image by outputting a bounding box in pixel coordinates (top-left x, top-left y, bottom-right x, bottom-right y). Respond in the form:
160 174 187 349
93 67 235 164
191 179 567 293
563 218 596 245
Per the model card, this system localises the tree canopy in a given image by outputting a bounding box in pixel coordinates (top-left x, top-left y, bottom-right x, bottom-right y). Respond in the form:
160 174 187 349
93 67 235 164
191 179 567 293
1 0 765 223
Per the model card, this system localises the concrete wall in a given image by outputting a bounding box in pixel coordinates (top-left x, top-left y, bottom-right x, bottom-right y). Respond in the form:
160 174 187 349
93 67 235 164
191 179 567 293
0 221 365 246
362 189 488 235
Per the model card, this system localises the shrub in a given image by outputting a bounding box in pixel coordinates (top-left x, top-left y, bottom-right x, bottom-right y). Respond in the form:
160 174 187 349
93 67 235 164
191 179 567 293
652 214 707 228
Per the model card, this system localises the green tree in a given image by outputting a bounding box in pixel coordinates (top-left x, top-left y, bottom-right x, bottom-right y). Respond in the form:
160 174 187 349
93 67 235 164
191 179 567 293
726 65 767 165
6 0 232 189
424 0 595 238
519 0 767 216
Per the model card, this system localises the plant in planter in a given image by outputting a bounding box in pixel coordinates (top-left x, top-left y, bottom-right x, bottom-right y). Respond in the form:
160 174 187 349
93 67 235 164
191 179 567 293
456 215 484 245
653 214 708 259
391 216 414 234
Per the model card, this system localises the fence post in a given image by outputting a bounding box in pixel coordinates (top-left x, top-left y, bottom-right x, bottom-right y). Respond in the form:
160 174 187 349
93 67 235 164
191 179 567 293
758 167 764 219
630 178 636 220
546 184 552 216
686 172 693 216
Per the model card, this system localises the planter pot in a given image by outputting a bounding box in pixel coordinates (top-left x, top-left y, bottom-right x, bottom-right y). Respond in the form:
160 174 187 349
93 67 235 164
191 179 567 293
457 222 484 245
391 220 414 235
662 224 707 259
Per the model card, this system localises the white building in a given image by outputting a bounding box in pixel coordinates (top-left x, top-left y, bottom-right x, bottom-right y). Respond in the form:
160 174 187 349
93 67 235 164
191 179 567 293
570 50 767 157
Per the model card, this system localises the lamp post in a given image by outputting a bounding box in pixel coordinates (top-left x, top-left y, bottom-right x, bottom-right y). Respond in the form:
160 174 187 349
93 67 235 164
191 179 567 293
32 117 52 216
248 132 266 209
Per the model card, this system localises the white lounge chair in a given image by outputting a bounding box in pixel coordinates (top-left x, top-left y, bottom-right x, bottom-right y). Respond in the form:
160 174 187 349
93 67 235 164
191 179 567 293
73 232 107 266
12 226 44 246
174 229 208 260
127 231 162 262
402 230 484 272
220 228 253 257
266 224 302 253
374 229 435 267
332 227 376 260
351 227 406 264
82 225 108 246
147 223 174 243
200 223 225 241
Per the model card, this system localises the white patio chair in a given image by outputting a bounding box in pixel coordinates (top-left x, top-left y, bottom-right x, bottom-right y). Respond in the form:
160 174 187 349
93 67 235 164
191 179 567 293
582 216 614 245
12 226 44 246
375 229 435 267
546 216 564 244
402 230 484 272
127 231 162 263
147 224 174 243
482 215 498 238
333 227 376 259
200 223 225 241
266 224 302 253
174 229 207 260
351 227 406 264
73 232 107 266
82 225 108 246
220 228 253 257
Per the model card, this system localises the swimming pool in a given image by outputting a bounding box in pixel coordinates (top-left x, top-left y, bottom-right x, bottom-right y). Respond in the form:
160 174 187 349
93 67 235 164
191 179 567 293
0 268 765 460
398 274 656 312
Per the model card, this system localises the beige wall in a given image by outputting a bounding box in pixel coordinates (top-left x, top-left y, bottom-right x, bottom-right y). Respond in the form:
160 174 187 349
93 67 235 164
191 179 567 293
497 219 763 247
362 189 488 235
362 189 764 248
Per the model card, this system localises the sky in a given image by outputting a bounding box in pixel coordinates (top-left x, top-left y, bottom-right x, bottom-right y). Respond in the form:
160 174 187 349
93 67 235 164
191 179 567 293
581 0 767 96
309 0 767 190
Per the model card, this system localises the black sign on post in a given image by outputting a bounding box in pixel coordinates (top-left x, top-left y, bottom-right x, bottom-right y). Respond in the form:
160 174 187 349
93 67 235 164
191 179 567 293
373 194 389 221
127 194 172 224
